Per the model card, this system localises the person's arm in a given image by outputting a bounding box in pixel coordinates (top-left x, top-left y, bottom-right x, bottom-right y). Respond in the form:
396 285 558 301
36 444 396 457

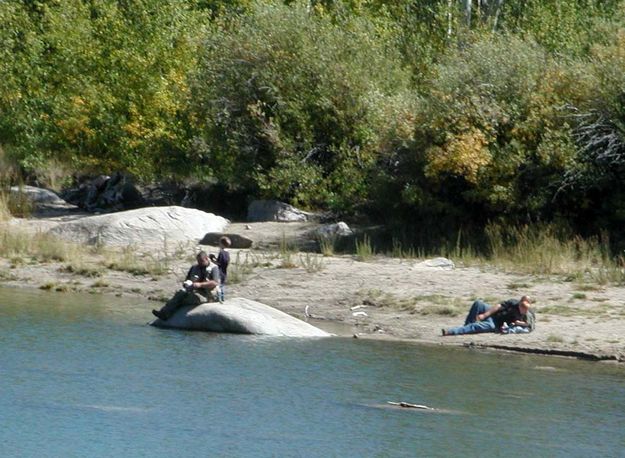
192 278 218 290
510 319 529 327
477 304 501 321
193 266 220 291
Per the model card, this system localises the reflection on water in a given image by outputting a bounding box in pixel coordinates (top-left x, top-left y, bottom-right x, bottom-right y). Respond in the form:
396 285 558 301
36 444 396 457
1 287 625 457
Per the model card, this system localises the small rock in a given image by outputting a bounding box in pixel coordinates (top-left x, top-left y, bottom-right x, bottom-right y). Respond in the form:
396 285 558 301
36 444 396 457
308 222 353 239
413 257 455 270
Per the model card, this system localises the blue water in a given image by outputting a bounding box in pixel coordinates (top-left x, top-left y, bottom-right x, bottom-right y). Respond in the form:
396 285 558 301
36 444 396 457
1 287 624 457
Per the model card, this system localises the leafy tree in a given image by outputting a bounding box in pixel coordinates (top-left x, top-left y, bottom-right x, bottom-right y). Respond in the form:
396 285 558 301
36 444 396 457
0 0 207 179
191 1 415 210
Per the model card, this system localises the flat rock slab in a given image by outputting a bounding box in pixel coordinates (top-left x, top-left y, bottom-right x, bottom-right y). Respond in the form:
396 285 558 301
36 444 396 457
49 205 229 246
150 297 331 337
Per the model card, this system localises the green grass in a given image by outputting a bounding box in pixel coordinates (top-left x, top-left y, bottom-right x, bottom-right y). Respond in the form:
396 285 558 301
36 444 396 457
299 252 324 273
104 246 170 276
0 228 83 263
227 251 256 284
0 186 33 218
318 238 334 256
546 334 564 343
60 263 104 277
354 290 465 315
485 224 621 279
390 238 418 259
355 234 374 261
506 282 531 290
571 292 587 300
277 233 297 268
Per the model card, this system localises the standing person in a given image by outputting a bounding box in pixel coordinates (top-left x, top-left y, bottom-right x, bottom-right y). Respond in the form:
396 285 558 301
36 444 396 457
442 295 535 336
210 236 231 302
151 251 220 321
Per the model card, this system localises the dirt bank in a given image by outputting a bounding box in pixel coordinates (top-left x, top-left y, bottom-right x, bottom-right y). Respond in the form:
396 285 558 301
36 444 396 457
2 217 625 363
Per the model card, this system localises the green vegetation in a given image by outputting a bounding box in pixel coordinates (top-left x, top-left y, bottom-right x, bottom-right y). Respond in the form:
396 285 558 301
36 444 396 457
355 234 374 261
355 289 465 315
299 252 324 273
546 334 565 343
2 0 625 263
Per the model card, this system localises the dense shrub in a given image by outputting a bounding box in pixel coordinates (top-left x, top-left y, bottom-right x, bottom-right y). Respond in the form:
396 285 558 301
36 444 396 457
191 1 415 210
0 0 207 179
372 35 591 227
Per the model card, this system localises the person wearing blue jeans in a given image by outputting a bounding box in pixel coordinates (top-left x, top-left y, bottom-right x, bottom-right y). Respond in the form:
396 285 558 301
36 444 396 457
442 296 534 336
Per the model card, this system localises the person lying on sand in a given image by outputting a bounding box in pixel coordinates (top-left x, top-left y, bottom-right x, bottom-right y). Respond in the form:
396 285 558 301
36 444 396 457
152 251 220 321
442 295 535 336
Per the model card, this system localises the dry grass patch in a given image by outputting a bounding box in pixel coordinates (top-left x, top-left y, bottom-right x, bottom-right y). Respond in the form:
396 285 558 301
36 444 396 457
354 290 465 315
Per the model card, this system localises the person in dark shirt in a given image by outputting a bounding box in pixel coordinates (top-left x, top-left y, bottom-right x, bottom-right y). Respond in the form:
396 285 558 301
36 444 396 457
442 296 535 336
209 236 231 302
151 251 220 321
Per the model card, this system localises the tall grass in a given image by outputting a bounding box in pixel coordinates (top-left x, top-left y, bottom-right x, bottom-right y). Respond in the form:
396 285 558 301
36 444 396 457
104 245 170 276
227 251 259 284
318 235 337 257
355 234 374 261
0 227 82 262
0 187 33 219
485 224 609 275
278 233 297 268
0 193 10 221
299 252 324 273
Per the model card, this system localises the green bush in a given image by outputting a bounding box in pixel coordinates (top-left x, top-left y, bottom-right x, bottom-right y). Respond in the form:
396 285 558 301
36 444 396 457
373 34 590 229
191 1 415 210
0 0 207 179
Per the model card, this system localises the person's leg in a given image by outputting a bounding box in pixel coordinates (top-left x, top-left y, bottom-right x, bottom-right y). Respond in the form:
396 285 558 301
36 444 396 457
157 291 202 320
445 317 496 335
464 300 491 325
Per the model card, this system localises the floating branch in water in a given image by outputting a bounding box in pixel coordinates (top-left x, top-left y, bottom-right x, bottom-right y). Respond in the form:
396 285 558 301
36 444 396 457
387 401 434 410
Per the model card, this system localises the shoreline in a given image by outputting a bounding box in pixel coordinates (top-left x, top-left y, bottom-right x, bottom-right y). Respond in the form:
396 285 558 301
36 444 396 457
2 217 624 364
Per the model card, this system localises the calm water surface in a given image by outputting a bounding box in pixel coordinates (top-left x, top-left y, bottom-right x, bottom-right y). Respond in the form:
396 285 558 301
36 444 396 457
1 287 624 457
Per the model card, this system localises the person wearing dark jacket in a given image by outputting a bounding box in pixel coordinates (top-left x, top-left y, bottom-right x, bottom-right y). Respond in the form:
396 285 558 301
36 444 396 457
151 251 220 321
209 236 231 302
442 296 535 336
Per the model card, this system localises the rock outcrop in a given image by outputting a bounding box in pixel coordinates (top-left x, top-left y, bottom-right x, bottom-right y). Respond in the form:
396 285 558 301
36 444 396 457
412 257 455 270
247 200 318 222
49 206 229 246
62 172 145 212
308 222 353 239
150 297 330 337
10 185 79 215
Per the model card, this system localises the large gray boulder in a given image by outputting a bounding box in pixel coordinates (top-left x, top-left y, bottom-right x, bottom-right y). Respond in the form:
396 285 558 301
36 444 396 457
247 200 317 222
10 185 79 214
61 172 145 212
150 298 330 337
49 206 229 246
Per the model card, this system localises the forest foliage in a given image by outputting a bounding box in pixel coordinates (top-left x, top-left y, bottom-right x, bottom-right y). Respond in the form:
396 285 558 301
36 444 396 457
1 0 625 245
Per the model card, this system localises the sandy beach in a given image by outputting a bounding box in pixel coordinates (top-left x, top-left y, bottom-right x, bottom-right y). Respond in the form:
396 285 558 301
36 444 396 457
2 216 625 363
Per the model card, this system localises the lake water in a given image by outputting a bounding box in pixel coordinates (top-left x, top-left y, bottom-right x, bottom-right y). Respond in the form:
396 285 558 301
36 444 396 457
1 287 624 457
